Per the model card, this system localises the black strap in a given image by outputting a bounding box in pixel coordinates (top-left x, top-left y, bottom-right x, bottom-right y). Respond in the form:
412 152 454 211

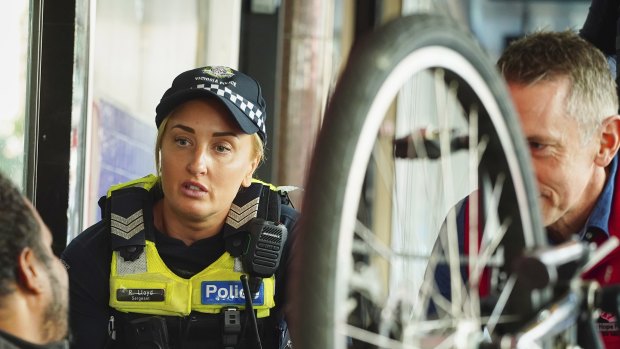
222 307 242 349
108 187 150 262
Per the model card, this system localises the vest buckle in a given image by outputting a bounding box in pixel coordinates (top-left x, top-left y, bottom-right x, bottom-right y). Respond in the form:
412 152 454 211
222 307 241 348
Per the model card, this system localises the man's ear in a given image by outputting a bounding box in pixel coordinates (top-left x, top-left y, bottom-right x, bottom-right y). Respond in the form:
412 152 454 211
595 115 620 167
241 157 260 188
16 248 44 295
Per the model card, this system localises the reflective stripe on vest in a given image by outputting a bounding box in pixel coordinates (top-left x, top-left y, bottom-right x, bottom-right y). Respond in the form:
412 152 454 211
109 240 275 318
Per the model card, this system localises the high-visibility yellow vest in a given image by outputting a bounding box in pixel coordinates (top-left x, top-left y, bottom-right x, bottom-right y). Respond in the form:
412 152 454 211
105 174 288 319
109 240 275 318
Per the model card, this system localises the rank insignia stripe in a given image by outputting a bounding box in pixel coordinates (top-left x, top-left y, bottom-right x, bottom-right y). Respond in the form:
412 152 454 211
226 198 260 229
229 197 260 215
111 209 145 239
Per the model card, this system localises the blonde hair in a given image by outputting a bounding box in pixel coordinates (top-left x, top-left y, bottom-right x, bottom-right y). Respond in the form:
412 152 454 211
154 113 265 175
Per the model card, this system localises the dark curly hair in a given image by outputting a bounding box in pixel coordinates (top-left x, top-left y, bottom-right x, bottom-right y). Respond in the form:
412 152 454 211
0 171 49 296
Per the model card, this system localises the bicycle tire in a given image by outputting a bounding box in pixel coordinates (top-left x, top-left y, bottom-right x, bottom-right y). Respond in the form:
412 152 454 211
288 14 546 349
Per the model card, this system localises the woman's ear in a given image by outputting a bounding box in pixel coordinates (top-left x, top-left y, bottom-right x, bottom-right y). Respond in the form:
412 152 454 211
595 115 620 167
16 248 45 295
241 156 260 188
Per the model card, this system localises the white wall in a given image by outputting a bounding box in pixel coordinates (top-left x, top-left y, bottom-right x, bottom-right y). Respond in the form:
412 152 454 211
93 0 241 123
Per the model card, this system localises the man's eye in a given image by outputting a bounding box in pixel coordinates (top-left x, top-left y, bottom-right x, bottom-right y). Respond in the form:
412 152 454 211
529 142 546 150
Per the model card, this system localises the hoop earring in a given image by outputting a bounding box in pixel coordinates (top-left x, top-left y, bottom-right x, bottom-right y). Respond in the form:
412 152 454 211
157 152 162 177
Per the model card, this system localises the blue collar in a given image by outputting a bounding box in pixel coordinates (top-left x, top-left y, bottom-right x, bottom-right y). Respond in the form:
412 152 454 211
581 155 618 239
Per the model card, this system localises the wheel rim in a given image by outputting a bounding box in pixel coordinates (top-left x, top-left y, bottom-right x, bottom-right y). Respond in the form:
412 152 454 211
330 46 540 348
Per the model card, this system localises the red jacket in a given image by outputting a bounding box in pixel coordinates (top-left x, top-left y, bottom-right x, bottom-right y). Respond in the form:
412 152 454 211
436 157 619 347
581 157 620 348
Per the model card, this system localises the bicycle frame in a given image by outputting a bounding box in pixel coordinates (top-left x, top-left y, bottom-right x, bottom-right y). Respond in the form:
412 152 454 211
508 238 620 349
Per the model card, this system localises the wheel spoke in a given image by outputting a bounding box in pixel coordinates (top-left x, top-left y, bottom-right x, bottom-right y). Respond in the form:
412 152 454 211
291 15 543 349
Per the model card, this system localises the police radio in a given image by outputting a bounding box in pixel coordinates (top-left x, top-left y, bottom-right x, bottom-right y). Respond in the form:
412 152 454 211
242 218 288 293
234 218 287 349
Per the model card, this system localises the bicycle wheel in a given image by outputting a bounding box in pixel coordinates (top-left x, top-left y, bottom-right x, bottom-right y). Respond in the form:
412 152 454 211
288 14 546 349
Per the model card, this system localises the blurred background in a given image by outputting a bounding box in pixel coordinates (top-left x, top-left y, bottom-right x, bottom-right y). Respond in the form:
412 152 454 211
0 0 589 254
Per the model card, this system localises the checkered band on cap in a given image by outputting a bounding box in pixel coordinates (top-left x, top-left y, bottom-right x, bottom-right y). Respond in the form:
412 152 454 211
195 83 266 134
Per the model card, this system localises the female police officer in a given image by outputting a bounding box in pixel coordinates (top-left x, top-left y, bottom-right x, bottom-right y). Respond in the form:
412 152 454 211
62 66 297 349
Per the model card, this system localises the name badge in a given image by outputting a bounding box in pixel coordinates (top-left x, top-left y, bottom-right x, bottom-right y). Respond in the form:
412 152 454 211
117 288 165 302
201 281 264 305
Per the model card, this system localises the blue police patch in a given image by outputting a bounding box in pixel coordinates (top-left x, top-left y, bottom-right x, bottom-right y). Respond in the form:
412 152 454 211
201 281 264 305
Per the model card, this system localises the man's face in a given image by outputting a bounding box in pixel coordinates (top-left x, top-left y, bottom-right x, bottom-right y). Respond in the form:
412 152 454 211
28 202 69 342
508 77 602 235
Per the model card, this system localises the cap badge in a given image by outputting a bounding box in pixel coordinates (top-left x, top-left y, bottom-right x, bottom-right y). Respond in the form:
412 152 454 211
203 66 235 79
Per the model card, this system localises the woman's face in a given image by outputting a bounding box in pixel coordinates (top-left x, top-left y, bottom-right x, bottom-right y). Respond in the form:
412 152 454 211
159 98 259 224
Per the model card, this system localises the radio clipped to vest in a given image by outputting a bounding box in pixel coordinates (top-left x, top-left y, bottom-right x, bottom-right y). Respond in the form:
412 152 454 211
223 181 289 349
222 180 289 293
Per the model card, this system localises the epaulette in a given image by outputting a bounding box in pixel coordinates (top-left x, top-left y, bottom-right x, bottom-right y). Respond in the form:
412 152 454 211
106 175 159 262
222 180 286 257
